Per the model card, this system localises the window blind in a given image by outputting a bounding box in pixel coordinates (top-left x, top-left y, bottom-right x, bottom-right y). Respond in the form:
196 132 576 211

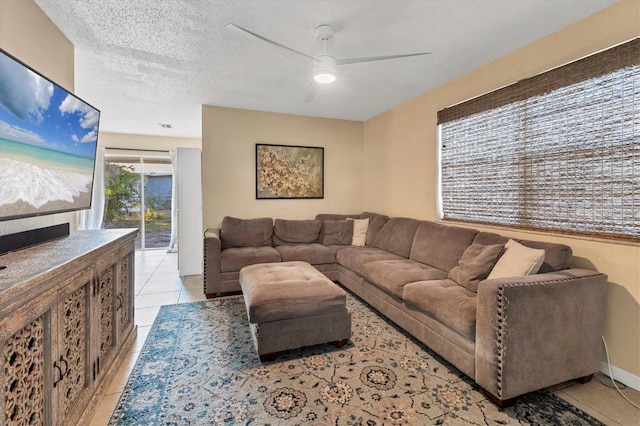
438 38 639 241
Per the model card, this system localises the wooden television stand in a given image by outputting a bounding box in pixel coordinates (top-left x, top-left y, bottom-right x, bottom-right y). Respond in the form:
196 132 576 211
0 229 137 425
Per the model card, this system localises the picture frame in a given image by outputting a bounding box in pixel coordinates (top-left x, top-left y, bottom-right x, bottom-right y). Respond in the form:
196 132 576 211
256 143 324 199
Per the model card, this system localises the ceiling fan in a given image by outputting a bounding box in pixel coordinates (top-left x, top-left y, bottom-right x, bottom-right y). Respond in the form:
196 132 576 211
225 23 431 103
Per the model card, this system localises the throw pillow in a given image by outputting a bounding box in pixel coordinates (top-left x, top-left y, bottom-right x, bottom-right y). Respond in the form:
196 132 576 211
448 243 505 292
322 220 353 246
347 218 369 246
486 239 546 279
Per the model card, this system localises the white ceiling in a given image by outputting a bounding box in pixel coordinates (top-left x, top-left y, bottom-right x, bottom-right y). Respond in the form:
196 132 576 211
34 0 616 139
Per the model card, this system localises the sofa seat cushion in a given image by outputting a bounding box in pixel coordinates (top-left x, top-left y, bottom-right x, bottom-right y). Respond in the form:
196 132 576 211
220 247 281 272
361 259 448 299
275 243 336 265
402 279 478 341
336 247 404 275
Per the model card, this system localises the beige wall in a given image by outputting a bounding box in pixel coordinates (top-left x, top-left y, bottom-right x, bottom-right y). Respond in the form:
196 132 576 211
363 0 640 381
0 0 76 236
0 0 73 90
201 106 364 229
99 132 201 151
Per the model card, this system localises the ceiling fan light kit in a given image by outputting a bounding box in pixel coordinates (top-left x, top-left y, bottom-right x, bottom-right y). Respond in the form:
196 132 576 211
313 54 337 84
226 23 430 100
313 69 336 84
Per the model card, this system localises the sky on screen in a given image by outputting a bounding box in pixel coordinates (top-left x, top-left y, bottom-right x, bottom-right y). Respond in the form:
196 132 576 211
0 51 98 159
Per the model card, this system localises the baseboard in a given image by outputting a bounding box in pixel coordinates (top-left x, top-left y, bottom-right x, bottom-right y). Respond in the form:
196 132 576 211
600 361 640 392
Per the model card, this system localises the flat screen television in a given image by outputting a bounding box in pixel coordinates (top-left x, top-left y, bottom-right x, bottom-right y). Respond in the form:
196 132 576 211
0 48 100 222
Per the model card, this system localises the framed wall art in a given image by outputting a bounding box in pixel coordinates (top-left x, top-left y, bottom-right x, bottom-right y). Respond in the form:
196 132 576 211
256 143 324 199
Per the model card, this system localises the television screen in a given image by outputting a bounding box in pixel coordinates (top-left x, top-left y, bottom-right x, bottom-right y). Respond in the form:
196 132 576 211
0 48 100 221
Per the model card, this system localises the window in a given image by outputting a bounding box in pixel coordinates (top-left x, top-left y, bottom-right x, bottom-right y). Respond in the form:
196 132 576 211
438 38 639 241
103 150 173 250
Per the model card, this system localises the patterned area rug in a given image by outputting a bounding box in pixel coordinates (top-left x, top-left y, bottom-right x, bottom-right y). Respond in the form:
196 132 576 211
109 292 603 425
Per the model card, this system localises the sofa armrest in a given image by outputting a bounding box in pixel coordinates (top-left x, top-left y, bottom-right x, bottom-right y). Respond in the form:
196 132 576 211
203 228 221 296
475 269 607 403
204 228 220 239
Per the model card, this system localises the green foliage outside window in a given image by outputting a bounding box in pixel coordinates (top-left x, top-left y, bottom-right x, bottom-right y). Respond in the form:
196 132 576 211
104 163 140 221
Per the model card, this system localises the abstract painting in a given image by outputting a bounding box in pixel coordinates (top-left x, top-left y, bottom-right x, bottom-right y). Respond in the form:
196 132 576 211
256 144 324 199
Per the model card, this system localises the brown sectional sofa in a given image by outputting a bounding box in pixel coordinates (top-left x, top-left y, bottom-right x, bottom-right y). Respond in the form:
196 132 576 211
203 212 608 406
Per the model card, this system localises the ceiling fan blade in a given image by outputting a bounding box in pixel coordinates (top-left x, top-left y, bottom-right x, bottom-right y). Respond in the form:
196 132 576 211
303 81 317 103
335 52 431 67
225 24 314 65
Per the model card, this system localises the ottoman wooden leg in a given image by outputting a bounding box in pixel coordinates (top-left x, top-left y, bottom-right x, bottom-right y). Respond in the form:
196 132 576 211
484 389 517 408
259 352 278 362
331 339 349 348
577 374 594 384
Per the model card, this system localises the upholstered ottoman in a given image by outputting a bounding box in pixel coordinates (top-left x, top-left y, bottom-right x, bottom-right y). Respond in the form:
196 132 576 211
239 261 351 361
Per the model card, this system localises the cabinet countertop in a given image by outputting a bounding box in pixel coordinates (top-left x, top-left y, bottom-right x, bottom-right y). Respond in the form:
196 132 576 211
0 228 137 301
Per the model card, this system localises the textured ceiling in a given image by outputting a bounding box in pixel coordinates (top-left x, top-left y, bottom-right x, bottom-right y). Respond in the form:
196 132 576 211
34 0 616 139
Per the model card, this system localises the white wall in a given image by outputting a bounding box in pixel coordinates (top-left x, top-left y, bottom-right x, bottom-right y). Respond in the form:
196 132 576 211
176 148 203 276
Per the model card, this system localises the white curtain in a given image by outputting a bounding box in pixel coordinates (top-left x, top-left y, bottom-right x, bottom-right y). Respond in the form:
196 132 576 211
167 150 178 252
77 147 106 230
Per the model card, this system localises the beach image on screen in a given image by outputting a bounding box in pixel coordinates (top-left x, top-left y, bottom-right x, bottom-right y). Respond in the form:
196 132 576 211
0 51 99 220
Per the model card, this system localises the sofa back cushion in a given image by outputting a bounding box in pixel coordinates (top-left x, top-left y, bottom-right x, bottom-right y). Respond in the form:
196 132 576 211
220 216 273 249
273 219 322 246
315 213 360 221
322 220 353 246
360 212 390 246
472 232 572 273
410 221 479 272
372 217 420 258
315 213 360 243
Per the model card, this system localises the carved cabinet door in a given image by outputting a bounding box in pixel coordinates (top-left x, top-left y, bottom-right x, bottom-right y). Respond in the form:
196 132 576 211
55 268 93 425
115 249 135 344
0 288 58 426
93 252 119 384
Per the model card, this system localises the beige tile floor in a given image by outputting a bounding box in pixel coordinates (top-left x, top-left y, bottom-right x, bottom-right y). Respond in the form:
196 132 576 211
89 250 206 426
89 250 640 425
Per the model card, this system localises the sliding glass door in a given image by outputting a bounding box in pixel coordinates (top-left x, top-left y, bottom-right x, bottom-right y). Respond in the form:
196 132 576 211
103 151 173 250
